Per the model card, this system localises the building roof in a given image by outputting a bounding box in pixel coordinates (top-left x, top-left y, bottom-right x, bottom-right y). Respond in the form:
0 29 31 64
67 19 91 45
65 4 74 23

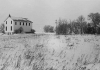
4 14 33 23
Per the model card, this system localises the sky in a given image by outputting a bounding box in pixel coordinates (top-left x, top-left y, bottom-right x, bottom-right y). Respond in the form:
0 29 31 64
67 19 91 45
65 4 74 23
0 0 100 32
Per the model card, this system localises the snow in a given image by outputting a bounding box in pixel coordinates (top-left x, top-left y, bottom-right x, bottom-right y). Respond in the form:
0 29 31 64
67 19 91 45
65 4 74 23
0 34 100 70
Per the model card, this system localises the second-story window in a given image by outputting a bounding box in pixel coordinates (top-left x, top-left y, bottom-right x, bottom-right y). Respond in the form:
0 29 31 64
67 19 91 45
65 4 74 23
20 22 21 25
11 21 12 24
15 22 17 25
26 23 27 26
11 26 12 31
23 22 24 25
29 23 30 26
6 21 7 24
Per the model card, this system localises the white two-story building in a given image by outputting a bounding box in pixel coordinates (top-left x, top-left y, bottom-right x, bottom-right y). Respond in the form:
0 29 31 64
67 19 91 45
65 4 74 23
4 14 33 35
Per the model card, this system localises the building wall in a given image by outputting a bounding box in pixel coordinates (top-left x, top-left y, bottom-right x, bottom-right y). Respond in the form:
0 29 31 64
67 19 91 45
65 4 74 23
4 17 14 34
13 21 32 32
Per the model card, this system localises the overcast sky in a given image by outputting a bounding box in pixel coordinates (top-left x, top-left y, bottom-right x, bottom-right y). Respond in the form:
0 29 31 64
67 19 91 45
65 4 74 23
0 0 100 32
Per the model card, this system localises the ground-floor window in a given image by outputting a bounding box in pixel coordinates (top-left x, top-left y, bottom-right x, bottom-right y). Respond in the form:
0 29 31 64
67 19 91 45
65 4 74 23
6 26 7 31
29 23 30 26
7 32 13 35
20 22 21 25
15 22 17 25
11 26 12 31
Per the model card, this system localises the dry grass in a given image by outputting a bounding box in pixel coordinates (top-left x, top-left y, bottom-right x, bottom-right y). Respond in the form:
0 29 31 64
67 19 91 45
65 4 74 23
0 34 100 70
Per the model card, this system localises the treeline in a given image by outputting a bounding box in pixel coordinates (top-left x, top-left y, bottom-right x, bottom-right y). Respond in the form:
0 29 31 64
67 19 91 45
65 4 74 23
56 13 100 35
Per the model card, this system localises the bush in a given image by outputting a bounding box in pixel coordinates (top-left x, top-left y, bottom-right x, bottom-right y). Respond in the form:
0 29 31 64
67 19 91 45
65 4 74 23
19 27 24 33
14 27 24 34
44 25 54 33
14 29 19 33
31 29 35 33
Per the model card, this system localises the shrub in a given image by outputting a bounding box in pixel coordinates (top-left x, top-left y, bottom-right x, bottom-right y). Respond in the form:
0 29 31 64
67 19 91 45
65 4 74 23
19 27 24 33
31 29 35 34
44 25 54 33
14 27 24 34
14 29 19 33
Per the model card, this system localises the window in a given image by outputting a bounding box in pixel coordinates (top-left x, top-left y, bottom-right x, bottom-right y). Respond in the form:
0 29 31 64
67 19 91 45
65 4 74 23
11 21 12 24
29 23 30 26
6 21 7 24
23 22 24 25
11 26 12 31
26 23 27 26
20 22 21 25
15 22 17 25
6 26 7 31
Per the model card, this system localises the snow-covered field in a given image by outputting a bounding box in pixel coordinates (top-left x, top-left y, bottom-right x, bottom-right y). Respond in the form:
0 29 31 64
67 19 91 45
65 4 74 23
0 34 100 70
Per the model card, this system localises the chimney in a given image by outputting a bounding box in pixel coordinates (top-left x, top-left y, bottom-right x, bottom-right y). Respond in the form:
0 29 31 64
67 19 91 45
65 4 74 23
9 14 11 17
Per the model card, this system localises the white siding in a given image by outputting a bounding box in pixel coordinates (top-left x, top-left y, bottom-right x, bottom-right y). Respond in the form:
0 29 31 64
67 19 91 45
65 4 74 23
4 17 33 34
4 17 14 33
13 21 32 32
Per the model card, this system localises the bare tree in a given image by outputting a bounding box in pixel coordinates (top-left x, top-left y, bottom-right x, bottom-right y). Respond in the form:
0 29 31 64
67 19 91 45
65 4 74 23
0 23 5 33
76 15 87 34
